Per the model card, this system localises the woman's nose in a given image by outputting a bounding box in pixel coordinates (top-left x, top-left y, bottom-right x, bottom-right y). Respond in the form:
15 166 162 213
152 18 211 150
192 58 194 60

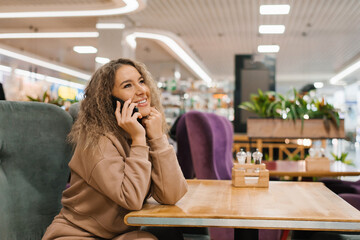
135 83 146 94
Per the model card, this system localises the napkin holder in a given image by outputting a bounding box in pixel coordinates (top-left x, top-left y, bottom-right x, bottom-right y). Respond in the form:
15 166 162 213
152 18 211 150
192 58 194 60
305 157 330 171
232 163 269 188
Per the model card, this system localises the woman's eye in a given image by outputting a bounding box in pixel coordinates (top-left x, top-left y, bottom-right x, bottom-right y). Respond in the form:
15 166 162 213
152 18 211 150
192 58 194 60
124 84 132 88
139 79 145 84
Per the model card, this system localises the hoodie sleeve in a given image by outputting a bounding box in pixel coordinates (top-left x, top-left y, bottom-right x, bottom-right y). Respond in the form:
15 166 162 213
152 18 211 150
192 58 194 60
148 134 188 204
87 137 152 211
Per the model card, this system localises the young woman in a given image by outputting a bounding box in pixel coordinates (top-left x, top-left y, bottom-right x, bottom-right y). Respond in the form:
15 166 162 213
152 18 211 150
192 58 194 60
42 58 188 240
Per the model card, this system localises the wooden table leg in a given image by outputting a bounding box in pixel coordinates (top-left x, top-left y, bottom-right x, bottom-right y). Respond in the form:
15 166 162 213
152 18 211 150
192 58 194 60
234 229 258 240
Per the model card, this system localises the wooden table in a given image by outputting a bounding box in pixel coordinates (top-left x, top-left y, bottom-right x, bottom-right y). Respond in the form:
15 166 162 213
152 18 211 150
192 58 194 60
265 160 360 177
125 180 360 239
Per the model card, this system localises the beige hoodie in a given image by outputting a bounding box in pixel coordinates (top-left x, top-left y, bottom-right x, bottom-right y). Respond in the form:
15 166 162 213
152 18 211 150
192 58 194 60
60 133 188 239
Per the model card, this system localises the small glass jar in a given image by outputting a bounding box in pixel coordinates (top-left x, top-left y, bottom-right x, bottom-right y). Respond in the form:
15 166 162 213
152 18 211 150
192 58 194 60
236 148 247 164
253 148 263 165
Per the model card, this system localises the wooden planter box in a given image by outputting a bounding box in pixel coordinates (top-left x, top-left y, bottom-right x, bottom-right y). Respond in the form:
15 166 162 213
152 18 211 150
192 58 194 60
247 118 345 139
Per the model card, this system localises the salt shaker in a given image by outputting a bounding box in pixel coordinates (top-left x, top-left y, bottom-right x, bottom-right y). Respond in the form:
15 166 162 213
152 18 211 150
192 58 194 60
236 148 247 164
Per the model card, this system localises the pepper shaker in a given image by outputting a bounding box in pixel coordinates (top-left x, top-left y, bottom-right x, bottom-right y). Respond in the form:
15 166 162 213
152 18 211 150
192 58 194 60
253 148 263 164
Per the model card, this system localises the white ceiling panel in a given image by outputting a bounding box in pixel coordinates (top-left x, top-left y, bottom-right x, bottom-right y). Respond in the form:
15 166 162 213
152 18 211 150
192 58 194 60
0 0 358 85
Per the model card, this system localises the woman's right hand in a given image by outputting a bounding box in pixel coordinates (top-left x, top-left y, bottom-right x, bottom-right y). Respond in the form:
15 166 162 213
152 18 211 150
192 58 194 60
115 99 146 146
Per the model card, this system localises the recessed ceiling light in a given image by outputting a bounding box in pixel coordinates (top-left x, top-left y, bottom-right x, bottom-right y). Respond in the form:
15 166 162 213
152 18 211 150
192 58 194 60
0 32 99 39
96 23 125 29
95 57 110 64
314 82 324 89
73 46 98 54
0 0 141 18
257 45 280 53
260 5 290 15
259 25 285 34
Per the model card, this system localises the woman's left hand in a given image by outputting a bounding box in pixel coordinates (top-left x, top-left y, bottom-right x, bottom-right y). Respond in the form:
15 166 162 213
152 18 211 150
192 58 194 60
142 107 163 139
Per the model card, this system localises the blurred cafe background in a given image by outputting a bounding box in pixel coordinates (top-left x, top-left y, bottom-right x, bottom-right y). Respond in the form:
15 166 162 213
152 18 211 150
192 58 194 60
0 0 360 171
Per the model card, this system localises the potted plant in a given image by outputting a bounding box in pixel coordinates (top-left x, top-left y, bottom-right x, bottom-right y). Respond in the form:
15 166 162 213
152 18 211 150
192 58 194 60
27 91 79 111
239 89 344 138
331 152 354 166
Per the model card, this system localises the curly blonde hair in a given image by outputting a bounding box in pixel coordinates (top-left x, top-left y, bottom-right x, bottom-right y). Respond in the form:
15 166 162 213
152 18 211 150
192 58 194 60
68 58 167 149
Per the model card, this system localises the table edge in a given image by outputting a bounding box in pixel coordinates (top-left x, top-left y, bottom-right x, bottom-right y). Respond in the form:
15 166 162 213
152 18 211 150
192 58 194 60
268 171 360 177
125 216 360 231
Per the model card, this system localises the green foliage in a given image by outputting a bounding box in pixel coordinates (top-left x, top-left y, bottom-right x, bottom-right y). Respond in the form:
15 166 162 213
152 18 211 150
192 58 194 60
288 153 301 161
330 152 354 166
239 88 341 129
27 91 78 106
239 89 281 118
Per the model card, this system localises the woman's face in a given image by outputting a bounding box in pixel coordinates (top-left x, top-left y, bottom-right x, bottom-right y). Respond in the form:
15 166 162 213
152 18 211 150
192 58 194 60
112 65 151 117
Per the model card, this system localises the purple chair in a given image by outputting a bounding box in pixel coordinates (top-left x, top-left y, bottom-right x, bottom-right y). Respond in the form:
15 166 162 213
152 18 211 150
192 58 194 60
176 114 195 179
176 111 234 240
176 111 233 180
176 111 283 240
320 178 360 194
339 193 360 210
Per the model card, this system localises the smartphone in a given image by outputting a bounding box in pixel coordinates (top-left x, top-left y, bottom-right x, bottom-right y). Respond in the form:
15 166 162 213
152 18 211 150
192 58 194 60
111 95 139 116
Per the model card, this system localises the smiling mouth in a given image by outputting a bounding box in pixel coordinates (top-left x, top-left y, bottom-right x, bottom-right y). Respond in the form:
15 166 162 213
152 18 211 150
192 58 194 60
136 99 147 104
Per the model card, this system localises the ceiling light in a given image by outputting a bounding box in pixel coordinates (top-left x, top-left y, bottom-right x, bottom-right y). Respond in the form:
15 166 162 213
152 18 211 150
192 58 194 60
95 57 110 64
14 68 45 80
45 76 85 89
126 35 137 49
260 5 290 15
14 68 85 89
257 45 280 53
126 31 212 83
0 44 91 80
0 64 12 73
0 0 141 18
174 70 181 80
96 23 125 29
0 32 99 39
73 46 98 54
259 25 285 34
314 82 324 89
330 59 360 85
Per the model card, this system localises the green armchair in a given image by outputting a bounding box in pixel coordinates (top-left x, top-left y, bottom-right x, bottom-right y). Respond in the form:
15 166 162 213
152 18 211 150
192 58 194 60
0 101 73 240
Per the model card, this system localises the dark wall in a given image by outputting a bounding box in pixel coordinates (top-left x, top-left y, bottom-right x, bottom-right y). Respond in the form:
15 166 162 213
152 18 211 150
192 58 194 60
234 55 276 133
